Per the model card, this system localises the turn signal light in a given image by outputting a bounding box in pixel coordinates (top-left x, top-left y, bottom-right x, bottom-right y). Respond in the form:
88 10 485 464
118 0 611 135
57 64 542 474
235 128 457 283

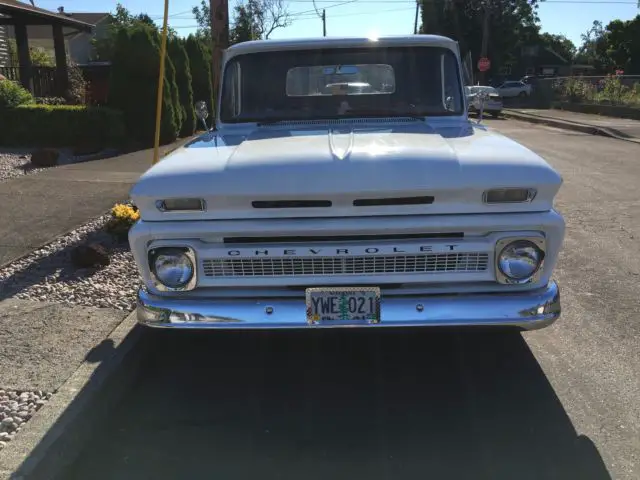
156 198 206 212
483 188 536 204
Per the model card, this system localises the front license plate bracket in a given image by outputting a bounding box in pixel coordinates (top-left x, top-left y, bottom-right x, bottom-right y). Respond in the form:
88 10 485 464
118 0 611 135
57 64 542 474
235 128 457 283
305 286 381 325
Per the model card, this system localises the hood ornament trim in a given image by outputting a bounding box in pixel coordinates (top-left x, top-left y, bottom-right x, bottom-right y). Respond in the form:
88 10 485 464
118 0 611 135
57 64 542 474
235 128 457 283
328 127 355 161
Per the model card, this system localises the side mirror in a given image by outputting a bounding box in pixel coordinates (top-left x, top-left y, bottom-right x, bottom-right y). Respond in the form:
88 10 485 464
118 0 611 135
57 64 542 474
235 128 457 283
445 96 454 112
194 101 210 131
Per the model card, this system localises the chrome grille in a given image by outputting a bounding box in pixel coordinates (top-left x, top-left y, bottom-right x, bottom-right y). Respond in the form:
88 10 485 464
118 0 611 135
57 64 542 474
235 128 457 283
202 253 489 278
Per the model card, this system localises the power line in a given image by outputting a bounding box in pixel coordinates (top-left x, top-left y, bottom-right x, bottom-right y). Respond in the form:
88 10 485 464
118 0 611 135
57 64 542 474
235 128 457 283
146 0 638 22
169 4 416 28
270 0 639 3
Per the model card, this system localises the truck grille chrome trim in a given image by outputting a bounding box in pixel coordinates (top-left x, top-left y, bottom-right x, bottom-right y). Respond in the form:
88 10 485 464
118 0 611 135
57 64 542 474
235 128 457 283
202 253 489 277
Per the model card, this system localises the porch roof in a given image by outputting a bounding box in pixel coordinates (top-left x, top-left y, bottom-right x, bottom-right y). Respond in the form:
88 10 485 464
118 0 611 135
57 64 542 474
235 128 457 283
0 0 94 31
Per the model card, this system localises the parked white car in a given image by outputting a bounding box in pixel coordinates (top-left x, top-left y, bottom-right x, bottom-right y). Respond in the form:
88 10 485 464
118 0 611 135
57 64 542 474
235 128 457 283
129 35 564 330
465 85 503 116
496 80 532 98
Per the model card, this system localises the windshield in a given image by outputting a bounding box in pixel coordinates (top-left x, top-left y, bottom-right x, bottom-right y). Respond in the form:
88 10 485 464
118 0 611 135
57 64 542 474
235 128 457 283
220 46 464 123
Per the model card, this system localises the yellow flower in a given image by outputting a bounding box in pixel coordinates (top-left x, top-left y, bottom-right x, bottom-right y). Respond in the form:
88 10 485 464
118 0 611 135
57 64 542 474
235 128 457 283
111 203 140 223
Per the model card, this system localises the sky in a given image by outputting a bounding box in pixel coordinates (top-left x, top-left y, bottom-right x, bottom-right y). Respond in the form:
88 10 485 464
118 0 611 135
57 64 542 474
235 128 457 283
34 0 639 48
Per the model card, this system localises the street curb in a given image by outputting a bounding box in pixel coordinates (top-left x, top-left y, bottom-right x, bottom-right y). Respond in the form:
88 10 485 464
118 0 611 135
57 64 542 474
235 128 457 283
502 110 640 145
0 310 145 480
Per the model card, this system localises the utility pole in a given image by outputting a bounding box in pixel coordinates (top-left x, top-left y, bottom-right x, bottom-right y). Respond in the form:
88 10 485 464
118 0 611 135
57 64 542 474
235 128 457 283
478 2 490 85
210 0 230 114
322 9 326 37
413 0 419 34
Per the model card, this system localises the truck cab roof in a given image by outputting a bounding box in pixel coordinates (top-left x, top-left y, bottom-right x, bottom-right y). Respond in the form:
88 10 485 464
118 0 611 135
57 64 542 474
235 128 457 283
224 35 459 58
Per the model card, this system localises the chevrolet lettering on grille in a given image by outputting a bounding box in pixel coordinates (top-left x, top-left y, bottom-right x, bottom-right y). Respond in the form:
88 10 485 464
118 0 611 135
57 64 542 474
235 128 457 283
226 244 460 257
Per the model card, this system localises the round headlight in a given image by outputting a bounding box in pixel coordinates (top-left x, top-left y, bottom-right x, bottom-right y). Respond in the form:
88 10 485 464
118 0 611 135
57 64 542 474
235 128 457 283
498 240 543 283
151 248 194 289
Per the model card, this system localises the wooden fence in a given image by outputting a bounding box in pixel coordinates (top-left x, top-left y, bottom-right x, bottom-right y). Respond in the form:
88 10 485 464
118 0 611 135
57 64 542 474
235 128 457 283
0 64 112 105
0 66 58 98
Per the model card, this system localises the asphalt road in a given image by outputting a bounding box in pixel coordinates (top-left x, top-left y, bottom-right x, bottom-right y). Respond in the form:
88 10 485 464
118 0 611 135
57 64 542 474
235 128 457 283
63 119 640 480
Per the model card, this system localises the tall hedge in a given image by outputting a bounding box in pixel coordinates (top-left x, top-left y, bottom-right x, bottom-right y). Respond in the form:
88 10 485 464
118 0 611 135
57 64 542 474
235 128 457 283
0 105 124 148
185 35 214 124
108 25 179 147
168 37 196 137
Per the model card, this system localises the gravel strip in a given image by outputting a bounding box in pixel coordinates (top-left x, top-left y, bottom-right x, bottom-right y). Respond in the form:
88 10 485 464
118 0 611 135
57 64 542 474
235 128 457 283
0 152 46 183
0 215 141 311
0 389 52 450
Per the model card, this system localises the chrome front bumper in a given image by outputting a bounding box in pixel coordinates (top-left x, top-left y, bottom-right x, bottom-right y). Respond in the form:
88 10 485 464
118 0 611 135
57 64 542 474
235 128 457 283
137 281 561 330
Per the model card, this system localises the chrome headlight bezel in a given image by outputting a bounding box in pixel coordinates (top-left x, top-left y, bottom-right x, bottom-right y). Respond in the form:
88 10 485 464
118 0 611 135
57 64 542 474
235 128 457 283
495 237 546 285
148 246 197 292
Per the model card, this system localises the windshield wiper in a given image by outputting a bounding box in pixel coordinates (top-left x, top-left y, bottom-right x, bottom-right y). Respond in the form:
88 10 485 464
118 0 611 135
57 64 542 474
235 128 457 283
254 117 291 126
254 114 353 125
250 110 426 126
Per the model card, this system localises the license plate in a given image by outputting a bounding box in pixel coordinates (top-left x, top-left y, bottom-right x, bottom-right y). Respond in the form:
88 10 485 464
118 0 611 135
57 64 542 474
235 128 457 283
305 287 381 324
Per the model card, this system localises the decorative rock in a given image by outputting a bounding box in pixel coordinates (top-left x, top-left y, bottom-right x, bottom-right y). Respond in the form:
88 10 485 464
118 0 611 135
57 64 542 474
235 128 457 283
0 389 52 445
0 213 140 310
70 243 110 268
30 148 59 168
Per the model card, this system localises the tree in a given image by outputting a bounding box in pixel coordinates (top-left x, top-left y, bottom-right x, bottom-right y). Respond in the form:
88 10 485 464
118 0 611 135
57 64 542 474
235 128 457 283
193 0 292 43
91 3 159 62
192 0 212 39
420 0 540 80
109 25 178 146
575 20 606 66
168 37 196 136
539 33 576 63
602 16 640 74
185 34 215 120
230 4 261 43
575 16 640 74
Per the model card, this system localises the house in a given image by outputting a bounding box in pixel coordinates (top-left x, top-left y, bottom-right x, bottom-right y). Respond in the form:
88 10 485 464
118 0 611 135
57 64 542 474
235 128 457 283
1 6 109 66
0 24 9 65
493 45 572 84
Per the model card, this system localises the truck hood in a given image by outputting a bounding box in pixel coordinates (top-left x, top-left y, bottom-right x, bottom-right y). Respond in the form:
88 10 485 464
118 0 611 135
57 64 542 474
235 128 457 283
130 120 563 221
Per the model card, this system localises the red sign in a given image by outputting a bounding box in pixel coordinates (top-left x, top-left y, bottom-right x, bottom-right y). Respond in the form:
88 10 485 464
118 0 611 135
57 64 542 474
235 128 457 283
478 57 491 72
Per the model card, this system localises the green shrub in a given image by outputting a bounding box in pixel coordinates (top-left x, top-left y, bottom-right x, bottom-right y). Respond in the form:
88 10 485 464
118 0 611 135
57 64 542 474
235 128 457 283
108 25 179 147
185 35 214 121
168 37 196 137
0 79 35 107
561 78 594 103
65 58 87 105
0 105 125 148
165 55 182 140
35 97 67 105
